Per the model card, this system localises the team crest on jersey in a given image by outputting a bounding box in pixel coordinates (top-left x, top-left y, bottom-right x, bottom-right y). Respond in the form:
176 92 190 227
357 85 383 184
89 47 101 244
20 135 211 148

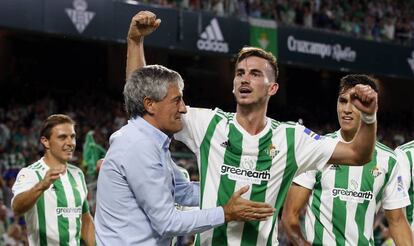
370 167 382 177
15 174 26 185
265 144 279 159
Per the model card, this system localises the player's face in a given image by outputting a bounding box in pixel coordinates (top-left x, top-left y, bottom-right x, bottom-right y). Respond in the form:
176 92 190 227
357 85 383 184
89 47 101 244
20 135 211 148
41 123 76 164
233 56 278 107
337 89 361 134
152 83 187 135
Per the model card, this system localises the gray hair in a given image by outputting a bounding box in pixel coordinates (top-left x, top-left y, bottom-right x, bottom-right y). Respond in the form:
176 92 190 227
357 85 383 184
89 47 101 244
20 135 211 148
124 65 184 118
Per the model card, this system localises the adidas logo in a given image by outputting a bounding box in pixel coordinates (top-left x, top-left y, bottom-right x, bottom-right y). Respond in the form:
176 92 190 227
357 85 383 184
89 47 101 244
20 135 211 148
408 51 414 74
197 18 229 53
220 140 230 148
329 164 340 170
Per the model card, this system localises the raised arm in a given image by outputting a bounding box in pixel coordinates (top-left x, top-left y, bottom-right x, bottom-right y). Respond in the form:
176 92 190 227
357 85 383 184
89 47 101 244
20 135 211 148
281 183 312 246
126 11 161 79
329 84 378 165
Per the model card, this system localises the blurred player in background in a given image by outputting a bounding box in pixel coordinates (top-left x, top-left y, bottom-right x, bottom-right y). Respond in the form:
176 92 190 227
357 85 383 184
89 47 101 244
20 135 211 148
282 75 412 246
11 114 95 246
395 140 414 237
126 11 378 245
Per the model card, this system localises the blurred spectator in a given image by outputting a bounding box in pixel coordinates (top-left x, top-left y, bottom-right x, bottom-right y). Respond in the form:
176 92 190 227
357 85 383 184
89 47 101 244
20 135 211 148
83 131 106 179
1 223 24 246
139 0 414 45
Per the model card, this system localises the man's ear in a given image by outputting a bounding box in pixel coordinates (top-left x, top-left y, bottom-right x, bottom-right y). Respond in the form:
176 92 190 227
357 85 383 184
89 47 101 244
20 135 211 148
40 136 50 150
143 97 156 115
268 82 279 96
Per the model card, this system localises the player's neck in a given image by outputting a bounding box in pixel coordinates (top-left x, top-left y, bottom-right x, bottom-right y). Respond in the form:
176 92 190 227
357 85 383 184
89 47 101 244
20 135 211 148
340 129 356 142
236 105 267 135
43 153 67 169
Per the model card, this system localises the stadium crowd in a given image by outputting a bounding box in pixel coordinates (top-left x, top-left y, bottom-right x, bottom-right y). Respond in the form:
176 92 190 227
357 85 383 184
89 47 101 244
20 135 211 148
140 0 414 45
0 89 413 245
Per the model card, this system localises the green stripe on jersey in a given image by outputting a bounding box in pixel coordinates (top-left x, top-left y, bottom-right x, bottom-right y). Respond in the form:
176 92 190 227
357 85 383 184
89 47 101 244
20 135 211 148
32 162 42 170
212 124 243 245
241 129 273 245
332 165 349 246
266 127 298 246
400 141 414 151
54 178 70 246
325 132 338 139
375 142 394 156
35 171 47 246
406 152 414 225
199 115 223 207
311 172 324 245
355 151 377 246
195 114 223 246
68 171 82 245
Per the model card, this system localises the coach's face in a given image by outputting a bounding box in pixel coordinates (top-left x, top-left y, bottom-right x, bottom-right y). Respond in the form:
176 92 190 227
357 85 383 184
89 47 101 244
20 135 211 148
149 83 187 135
337 88 361 134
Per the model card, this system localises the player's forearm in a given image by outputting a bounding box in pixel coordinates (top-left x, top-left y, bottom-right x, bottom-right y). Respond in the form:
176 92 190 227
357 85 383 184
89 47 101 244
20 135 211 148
126 37 145 80
386 209 413 246
349 121 376 165
389 219 413 246
81 213 95 246
12 182 46 216
281 219 310 246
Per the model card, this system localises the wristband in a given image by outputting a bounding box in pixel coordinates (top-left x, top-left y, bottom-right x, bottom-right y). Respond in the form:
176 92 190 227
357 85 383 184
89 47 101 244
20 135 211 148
361 112 376 124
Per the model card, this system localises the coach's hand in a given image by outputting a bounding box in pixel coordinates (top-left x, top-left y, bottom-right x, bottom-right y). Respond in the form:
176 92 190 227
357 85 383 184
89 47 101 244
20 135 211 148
39 167 65 190
350 84 378 115
128 11 161 42
223 185 275 222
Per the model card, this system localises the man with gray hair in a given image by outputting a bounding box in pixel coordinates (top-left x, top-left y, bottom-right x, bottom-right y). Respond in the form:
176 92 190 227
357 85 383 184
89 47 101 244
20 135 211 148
94 65 275 245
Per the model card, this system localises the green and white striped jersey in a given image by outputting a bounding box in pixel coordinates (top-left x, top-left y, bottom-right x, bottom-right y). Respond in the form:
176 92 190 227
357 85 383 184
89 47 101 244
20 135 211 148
174 107 338 246
294 131 410 246
395 140 414 233
12 158 89 246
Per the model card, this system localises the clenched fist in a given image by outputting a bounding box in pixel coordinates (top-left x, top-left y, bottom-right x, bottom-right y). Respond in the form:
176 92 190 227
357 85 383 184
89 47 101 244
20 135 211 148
128 11 161 42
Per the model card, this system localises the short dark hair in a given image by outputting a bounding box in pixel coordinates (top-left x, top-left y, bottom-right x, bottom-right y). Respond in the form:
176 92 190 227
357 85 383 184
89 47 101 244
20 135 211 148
40 114 75 139
235 47 278 81
339 74 379 94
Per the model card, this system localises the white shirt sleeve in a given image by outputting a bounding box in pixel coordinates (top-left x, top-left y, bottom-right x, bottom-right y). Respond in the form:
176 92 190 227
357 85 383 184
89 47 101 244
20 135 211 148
174 107 217 153
293 170 318 190
394 147 412 194
11 168 39 205
382 157 411 210
294 124 339 173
